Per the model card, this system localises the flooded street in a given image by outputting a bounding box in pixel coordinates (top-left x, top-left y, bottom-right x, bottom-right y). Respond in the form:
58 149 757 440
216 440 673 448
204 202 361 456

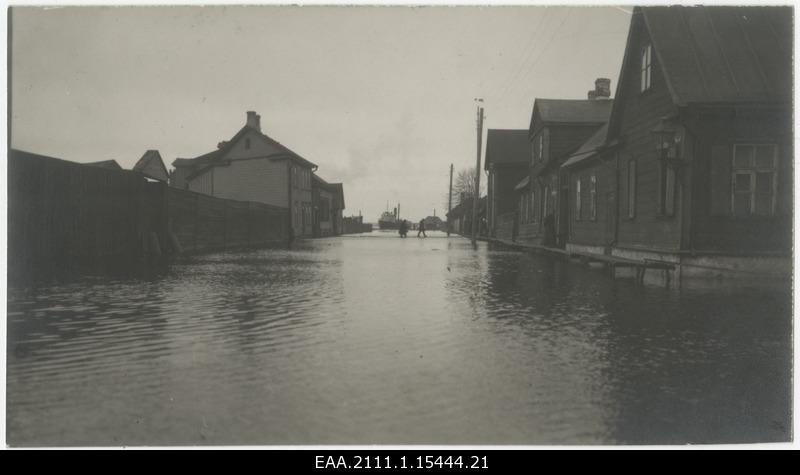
6 231 792 446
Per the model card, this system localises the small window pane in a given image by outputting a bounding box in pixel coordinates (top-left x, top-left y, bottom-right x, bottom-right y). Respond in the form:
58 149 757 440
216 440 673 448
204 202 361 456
734 146 754 168
734 173 752 192
733 193 751 216
755 145 776 169
755 172 773 194
755 194 772 216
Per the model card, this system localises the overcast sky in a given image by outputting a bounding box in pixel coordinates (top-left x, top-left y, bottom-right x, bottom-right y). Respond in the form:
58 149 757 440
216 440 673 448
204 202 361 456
10 5 631 222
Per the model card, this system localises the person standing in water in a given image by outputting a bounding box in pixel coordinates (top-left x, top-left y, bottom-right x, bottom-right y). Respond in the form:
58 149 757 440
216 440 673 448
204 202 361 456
417 219 427 238
398 220 408 238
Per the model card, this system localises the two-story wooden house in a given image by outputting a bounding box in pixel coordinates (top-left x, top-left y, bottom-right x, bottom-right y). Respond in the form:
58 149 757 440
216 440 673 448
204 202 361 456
564 6 792 282
484 129 530 241
171 111 317 238
515 81 613 247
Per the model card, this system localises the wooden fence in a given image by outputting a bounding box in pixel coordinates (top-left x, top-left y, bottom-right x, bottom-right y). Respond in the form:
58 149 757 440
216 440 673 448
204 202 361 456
8 149 288 283
8 149 167 281
167 187 288 254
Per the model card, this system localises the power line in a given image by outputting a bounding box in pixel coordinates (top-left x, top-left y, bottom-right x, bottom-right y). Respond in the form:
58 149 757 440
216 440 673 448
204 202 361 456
497 8 573 109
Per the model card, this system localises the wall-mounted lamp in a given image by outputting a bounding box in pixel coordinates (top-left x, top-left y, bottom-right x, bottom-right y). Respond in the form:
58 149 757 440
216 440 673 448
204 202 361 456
651 117 684 169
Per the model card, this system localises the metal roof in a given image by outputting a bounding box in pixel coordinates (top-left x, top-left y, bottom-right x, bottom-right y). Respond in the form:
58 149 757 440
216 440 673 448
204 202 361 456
533 99 614 126
642 6 792 105
561 123 610 169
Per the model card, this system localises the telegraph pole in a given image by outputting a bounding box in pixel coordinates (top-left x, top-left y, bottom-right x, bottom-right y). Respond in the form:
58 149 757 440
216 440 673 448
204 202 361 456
447 163 453 237
471 101 484 246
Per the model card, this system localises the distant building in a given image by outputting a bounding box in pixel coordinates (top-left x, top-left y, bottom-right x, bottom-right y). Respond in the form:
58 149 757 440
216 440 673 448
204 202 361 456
133 150 169 182
446 195 486 236
561 6 792 281
312 174 345 237
484 129 530 241
515 81 613 247
422 214 444 231
171 111 317 238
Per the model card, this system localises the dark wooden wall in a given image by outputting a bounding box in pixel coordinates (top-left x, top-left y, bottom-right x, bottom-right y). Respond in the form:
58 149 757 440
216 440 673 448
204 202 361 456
567 154 616 247
687 110 792 253
613 15 682 251
8 149 289 284
8 150 167 282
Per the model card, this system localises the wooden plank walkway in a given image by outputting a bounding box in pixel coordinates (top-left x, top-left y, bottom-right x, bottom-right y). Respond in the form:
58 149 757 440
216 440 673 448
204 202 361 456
484 236 675 285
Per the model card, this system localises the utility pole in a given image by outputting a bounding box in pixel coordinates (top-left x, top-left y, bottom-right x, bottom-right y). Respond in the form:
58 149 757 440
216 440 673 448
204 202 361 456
471 101 484 246
447 163 453 237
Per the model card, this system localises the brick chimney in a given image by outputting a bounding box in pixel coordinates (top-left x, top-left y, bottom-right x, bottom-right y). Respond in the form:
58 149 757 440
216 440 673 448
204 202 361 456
595 78 611 98
588 78 611 100
246 111 261 131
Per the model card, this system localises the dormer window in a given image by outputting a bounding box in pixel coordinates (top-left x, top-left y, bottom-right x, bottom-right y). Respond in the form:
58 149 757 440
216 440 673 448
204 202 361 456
641 43 652 92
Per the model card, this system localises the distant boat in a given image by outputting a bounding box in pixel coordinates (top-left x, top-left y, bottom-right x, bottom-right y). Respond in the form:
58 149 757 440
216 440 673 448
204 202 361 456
378 210 399 230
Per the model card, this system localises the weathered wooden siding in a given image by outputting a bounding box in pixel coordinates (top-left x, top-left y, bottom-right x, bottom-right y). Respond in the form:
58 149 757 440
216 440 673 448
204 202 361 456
8 150 167 282
212 158 289 207
614 16 681 251
567 155 616 247
549 125 601 163
188 169 214 196
494 166 529 216
688 110 792 253
170 166 191 189
167 187 288 254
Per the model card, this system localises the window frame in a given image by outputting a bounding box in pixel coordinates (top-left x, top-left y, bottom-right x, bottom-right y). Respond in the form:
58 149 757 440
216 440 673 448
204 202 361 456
731 144 778 218
641 43 652 93
575 178 582 221
589 174 597 221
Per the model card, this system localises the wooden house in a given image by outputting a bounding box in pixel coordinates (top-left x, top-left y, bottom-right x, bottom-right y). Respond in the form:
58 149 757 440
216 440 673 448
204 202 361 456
484 129 530 241
446 196 487 236
514 81 613 247
312 174 345 237
564 6 792 282
171 111 317 238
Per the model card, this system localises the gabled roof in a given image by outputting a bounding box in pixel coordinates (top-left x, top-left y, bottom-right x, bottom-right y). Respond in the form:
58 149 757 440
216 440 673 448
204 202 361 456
84 159 123 170
182 125 317 180
177 123 318 181
133 150 169 182
530 98 613 132
484 129 530 170
641 6 792 106
561 123 610 169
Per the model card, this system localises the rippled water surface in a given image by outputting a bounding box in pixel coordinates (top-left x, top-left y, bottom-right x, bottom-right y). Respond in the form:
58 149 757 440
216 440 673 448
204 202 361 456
7 231 792 445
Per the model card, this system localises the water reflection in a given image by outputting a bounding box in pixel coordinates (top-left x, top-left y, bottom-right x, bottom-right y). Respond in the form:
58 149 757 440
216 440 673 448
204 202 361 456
7 231 791 445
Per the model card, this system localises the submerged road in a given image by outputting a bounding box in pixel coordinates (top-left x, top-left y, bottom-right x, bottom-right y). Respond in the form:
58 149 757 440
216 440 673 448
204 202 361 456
6 231 792 445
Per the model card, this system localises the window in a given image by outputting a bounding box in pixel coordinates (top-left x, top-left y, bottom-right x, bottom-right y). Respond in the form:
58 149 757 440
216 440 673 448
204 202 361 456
575 179 582 221
658 162 677 217
627 160 637 219
641 44 652 92
530 190 537 223
732 144 777 217
543 186 549 218
589 175 597 221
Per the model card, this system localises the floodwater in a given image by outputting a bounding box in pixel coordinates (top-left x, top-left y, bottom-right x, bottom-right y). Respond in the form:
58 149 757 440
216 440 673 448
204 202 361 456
6 231 792 445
